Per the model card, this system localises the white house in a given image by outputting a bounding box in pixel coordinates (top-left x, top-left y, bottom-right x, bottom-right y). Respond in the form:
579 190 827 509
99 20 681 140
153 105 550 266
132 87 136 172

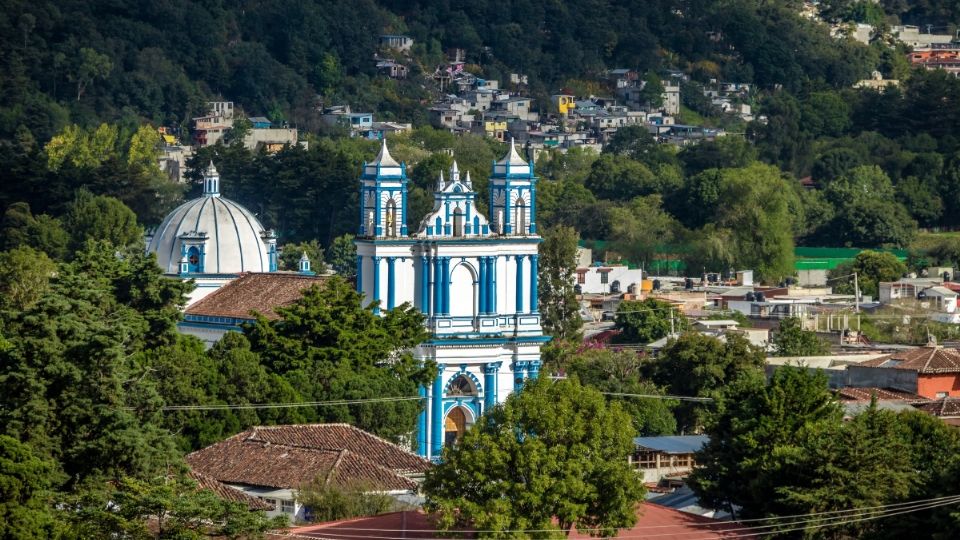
575 264 644 295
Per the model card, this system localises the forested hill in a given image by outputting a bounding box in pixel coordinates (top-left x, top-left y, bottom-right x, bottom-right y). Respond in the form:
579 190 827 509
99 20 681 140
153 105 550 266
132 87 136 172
3 0 946 141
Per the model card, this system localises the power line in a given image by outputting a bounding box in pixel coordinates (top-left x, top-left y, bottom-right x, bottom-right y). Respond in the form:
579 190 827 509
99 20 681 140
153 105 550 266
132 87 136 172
127 396 424 412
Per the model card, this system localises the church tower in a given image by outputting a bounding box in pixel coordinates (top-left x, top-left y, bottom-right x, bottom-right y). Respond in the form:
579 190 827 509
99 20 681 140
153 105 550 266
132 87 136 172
354 140 548 460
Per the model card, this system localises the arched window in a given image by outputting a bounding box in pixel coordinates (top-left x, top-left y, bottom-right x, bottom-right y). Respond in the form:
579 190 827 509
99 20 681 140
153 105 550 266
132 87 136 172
515 197 526 235
385 199 397 237
453 207 464 237
447 375 477 397
187 246 201 273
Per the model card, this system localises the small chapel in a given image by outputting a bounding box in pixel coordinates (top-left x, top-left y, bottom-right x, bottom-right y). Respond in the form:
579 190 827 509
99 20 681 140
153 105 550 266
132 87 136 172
355 139 549 459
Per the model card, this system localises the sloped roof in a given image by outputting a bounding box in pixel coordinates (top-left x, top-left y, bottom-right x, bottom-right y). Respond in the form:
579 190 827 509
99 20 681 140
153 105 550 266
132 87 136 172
289 504 746 539
187 470 274 511
836 387 927 402
185 272 325 320
857 345 960 374
914 398 960 417
634 435 709 454
185 424 429 492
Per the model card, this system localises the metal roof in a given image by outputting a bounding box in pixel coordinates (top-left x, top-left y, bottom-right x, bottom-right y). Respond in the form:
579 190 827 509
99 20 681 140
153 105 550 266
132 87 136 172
633 435 709 454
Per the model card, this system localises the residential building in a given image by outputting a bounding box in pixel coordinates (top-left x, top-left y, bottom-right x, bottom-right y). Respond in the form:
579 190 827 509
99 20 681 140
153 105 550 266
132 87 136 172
629 436 709 483
186 424 430 523
848 343 960 399
248 116 272 129
354 140 548 459
145 162 278 306
376 60 408 79
891 25 954 48
379 34 413 52
179 271 325 346
574 264 644 295
914 398 960 426
192 101 235 147
243 127 300 153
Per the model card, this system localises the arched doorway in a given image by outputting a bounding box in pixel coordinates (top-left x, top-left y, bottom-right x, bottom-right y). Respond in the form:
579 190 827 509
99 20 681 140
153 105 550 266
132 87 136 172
444 406 471 445
385 199 398 237
453 207 464 237
515 197 526 235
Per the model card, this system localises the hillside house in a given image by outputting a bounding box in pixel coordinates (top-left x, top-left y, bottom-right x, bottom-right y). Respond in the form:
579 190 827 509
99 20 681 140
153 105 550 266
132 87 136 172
848 344 960 399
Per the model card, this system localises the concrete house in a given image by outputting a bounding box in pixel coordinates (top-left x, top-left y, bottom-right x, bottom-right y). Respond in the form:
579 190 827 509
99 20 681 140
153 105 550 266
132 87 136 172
848 344 960 399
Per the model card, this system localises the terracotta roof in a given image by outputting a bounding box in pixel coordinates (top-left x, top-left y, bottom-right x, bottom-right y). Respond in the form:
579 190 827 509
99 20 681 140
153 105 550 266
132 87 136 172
857 345 960 374
915 398 960 417
836 387 928 402
187 470 274 511
288 504 746 539
185 424 429 492
185 272 325 320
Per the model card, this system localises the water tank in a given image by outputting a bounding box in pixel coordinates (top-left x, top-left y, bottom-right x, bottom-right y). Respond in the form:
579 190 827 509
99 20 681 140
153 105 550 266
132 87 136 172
944 272 952 282
685 278 694 290
610 280 621 294
754 291 765 302
918 290 928 300
653 279 661 291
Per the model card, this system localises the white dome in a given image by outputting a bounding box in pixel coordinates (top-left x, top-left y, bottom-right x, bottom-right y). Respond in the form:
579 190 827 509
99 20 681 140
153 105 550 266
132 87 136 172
148 195 272 274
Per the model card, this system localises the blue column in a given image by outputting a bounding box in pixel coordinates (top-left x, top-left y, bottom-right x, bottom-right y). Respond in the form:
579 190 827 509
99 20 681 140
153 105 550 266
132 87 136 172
417 385 427 457
530 255 539 313
513 361 529 392
505 189 512 234
431 366 445 458
375 189 383 236
372 257 381 314
529 185 537 233
441 257 451 315
483 362 500 411
420 255 430 313
356 255 363 294
359 188 366 235
515 255 525 313
478 257 488 314
401 185 409 236
490 257 497 314
387 257 396 310
432 257 442 315
528 360 541 380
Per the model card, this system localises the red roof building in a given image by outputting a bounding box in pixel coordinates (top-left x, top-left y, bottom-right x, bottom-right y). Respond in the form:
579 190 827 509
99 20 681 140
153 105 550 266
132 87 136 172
849 345 960 399
287 504 745 539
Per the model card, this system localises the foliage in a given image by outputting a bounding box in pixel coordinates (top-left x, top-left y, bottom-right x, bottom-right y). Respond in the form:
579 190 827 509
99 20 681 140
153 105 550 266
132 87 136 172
830 249 907 298
326 233 357 278
651 333 765 432
0 435 61 540
564 349 677 436
298 480 408 523
423 377 645 538
771 317 829 357
279 240 326 273
0 246 56 312
614 298 689 344
537 225 583 341
241 276 435 442
61 189 143 252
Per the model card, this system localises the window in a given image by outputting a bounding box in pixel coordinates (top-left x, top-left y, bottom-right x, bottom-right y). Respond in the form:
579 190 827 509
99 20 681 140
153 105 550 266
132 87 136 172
281 499 295 514
937 391 949 398
577 271 586 285
385 199 398 237
600 271 609 285
447 375 476 397
262 497 277 508
453 208 464 237
187 246 201 273
515 197 527 234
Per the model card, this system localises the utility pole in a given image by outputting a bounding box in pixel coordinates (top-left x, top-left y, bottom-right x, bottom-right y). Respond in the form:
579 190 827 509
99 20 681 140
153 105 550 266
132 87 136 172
670 308 676 336
853 271 860 313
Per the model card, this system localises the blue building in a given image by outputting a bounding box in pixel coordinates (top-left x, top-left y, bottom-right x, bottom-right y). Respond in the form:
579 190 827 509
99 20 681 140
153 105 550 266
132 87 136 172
355 140 549 459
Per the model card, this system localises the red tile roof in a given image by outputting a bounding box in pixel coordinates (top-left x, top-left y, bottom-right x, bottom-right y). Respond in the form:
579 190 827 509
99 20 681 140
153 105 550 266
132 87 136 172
185 424 429 492
857 345 960 374
836 387 927 402
288 504 745 539
915 398 960 417
187 470 275 511
185 272 325 320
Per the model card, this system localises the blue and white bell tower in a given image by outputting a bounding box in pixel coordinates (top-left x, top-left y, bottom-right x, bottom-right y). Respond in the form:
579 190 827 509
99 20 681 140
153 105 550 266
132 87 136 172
354 139 549 459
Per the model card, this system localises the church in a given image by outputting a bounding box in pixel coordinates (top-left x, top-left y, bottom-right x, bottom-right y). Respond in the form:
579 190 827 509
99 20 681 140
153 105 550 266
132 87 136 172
355 140 549 459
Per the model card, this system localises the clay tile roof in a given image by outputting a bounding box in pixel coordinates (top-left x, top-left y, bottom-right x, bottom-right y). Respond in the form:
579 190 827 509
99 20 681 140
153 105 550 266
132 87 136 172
915 398 960 417
836 387 927 402
187 469 274 511
857 345 960 374
185 424 429 492
185 272 326 320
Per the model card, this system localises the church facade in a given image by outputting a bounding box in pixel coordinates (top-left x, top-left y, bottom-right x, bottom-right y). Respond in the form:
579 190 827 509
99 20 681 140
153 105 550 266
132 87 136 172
354 140 549 459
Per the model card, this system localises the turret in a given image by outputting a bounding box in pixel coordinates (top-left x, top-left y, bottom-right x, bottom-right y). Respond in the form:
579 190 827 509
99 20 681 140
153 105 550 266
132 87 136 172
359 138 408 237
489 138 537 235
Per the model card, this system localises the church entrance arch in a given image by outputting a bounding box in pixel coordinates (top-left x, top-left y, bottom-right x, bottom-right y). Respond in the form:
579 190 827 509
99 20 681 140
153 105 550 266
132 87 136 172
444 406 473 445
449 262 477 317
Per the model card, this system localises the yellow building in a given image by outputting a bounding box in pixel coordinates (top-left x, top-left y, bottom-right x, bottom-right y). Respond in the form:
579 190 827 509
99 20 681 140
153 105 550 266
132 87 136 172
552 94 576 115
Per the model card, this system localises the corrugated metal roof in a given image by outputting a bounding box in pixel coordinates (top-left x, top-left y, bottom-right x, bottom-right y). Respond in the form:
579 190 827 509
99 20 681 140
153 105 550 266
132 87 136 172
634 435 709 454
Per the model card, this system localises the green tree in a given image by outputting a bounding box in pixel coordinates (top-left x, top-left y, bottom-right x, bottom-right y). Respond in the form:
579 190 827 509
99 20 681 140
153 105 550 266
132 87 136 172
637 71 665 109
771 317 829 356
423 377 645 538
614 298 689 345
70 47 113 101
0 246 56 312
297 479 406 523
602 125 678 169
126 125 162 171
690 367 843 519
61 190 143 252
651 333 765 432
537 225 583 341
326 233 357 278
566 349 676 436
608 195 679 268
0 435 61 540
279 240 326 273
242 277 434 442
830 249 907 298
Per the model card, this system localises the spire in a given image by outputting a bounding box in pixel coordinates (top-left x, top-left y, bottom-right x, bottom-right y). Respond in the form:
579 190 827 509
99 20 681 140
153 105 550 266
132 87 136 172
203 160 220 197
299 251 311 274
496 137 528 166
450 160 460 183
464 170 472 189
436 170 445 192
374 138 400 167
